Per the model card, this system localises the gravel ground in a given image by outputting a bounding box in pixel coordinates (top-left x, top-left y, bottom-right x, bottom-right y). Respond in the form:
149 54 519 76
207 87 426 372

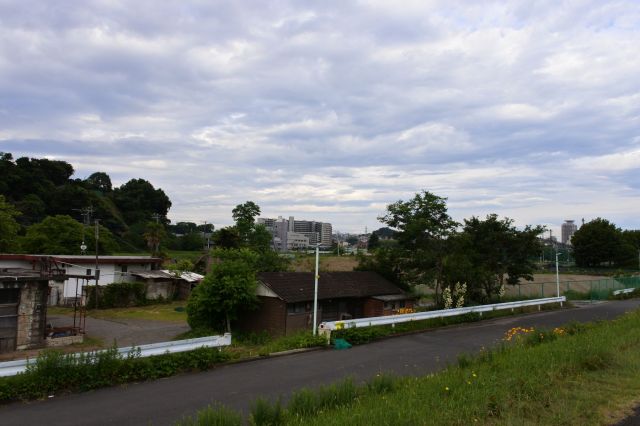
48 314 190 347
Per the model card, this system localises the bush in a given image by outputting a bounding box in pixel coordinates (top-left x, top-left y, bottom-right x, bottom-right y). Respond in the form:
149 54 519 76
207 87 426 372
0 346 230 403
86 282 148 309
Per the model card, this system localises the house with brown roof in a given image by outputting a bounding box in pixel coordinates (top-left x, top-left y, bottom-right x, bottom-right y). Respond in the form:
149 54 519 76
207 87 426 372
236 271 413 336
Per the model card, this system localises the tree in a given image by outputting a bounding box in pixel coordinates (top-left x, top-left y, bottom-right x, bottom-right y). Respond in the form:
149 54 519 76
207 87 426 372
232 201 261 243
367 233 380 250
84 172 113 193
572 218 624 267
143 222 167 256
22 215 118 255
111 179 172 225
0 195 21 252
213 227 241 249
186 248 259 332
375 190 458 293
447 215 544 301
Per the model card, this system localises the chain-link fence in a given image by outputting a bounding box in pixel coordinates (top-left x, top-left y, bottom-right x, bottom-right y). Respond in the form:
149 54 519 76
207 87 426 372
505 276 640 301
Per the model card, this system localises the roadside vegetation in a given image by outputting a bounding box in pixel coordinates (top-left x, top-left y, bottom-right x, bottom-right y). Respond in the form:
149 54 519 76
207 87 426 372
179 308 640 426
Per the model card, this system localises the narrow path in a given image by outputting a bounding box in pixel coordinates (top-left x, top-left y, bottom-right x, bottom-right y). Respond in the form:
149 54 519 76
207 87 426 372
2 300 639 426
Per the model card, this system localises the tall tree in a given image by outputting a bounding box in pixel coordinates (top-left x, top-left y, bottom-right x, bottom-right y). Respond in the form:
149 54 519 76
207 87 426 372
112 179 172 225
84 172 113 193
376 190 458 293
143 222 167 256
448 215 544 301
0 195 21 252
186 248 259 332
572 218 624 267
232 201 261 243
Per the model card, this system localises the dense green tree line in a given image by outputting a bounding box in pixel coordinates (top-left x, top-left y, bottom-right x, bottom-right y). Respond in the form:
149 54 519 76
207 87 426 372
0 152 171 254
571 218 640 268
358 190 639 306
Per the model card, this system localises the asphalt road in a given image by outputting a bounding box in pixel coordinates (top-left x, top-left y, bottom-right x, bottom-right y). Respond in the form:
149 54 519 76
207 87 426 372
3 299 640 426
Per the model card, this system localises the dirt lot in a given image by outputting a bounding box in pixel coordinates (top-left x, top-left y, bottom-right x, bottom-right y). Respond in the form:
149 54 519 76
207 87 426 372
507 274 610 297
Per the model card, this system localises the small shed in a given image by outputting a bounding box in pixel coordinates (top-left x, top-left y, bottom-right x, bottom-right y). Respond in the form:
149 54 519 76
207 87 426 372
235 271 414 336
129 270 204 300
0 269 49 353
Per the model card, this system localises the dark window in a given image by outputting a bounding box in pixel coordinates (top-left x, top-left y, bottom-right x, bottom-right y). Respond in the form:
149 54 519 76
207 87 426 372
86 269 92 276
0 289 19 304
121 265 128 273
287 302 309 314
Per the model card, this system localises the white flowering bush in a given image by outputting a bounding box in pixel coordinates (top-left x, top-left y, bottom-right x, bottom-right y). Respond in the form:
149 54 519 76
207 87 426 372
454 282 467 308
442 287 453 309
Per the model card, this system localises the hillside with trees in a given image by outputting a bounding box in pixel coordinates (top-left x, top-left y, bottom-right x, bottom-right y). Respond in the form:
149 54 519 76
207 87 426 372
0 152 171 254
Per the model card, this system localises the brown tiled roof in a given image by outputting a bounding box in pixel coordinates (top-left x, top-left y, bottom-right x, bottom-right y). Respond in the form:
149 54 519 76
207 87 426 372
257 271 405 303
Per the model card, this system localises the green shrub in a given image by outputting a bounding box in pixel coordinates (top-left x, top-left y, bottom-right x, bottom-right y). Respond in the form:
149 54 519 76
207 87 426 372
0 346 230 403
86 282 148 309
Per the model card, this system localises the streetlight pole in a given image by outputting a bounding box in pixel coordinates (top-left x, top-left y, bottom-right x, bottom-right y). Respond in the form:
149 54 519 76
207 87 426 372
312 245 320 336
555 251 562 306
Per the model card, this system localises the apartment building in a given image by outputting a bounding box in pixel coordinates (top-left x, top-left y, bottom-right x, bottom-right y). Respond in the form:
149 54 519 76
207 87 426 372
258 216 333 250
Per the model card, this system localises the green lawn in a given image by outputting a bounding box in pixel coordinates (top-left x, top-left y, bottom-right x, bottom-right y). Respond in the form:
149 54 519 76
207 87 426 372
49 302 188 323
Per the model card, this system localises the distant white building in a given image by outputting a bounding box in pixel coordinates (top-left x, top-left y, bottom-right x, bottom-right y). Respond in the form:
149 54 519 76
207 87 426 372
258 216 333 251
561 220 578 245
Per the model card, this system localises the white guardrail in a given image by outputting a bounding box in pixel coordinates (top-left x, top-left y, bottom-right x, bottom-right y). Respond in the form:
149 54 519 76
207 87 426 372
613 288 635 296
0 333 231 377
318 297 566 338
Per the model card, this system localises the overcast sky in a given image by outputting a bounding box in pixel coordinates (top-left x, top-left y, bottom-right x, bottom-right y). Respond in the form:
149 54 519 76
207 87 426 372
1 1 639 236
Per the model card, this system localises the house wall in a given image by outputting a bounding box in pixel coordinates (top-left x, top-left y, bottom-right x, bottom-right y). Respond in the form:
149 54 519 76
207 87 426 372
363 299 384 317
235 296 287 336
0 258 156 303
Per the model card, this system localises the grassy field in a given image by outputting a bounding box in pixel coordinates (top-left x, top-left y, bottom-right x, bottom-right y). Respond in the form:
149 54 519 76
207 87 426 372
48 301 189 323
291 254 359 272
182 308 640 426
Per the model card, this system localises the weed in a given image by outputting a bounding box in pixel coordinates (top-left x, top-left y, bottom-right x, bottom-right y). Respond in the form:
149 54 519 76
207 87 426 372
177 404 242 426
249 397 284 426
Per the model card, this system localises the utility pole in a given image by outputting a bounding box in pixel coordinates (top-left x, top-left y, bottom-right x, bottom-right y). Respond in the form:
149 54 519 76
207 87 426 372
313 244 320 336
94 219 100 309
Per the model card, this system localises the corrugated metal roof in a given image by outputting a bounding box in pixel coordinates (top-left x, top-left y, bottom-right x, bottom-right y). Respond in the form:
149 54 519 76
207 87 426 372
128 270 204 283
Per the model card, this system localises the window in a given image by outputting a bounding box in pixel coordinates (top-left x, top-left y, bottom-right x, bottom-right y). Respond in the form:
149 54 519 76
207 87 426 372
287 302 310 314
0 289 19 304
121 265 128 273
86 269 92 276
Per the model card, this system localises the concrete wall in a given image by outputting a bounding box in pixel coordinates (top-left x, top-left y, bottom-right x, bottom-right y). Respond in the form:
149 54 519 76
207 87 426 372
14 280 48 350
144 280 176 300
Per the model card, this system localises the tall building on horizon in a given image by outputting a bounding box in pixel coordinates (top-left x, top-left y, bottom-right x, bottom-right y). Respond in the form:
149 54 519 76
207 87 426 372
258 216 333 250
561 220 578 245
